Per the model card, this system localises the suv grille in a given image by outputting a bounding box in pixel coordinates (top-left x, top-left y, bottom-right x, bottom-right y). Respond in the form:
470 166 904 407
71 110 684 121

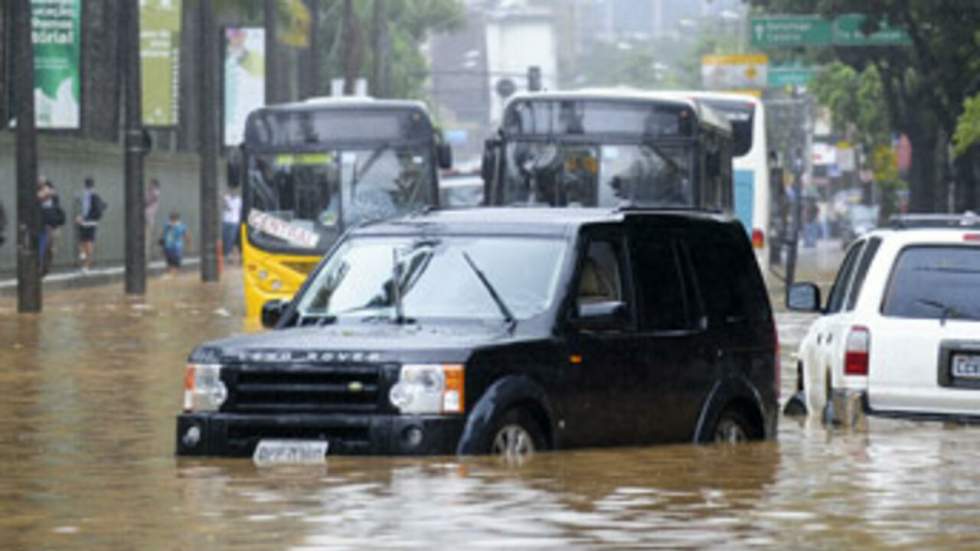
223 363 390 414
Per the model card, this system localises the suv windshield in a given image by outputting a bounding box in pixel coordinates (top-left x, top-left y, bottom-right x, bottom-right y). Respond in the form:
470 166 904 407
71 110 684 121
295 236 567 322
246 145 433 249
500 141 692 207
882 246 980 320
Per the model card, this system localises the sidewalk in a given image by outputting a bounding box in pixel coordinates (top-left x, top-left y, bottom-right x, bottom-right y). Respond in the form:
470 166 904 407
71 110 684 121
0 257 201 297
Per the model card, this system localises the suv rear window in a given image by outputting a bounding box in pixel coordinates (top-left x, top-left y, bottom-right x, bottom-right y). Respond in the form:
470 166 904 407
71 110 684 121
687 228 770 325
881 246 980 320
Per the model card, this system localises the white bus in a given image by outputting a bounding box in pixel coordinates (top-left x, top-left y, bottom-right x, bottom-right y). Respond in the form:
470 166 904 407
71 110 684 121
673 92 770 267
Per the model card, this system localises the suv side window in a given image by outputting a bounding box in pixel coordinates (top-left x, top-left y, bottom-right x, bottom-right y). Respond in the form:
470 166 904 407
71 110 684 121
826 240 866 313
687 227 769 325
844 237 882 311
578 240 624 304
630 235 694 331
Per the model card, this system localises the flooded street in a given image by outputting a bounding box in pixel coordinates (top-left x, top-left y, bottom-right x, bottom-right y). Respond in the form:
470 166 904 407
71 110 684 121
3 256 980 550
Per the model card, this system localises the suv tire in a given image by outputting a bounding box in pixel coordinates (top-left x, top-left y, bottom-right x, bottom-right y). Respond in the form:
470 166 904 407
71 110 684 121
487 408 546 457
712 408 758 443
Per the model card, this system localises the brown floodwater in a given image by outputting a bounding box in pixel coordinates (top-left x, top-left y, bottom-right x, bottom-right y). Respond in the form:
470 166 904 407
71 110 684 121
2 254 980 550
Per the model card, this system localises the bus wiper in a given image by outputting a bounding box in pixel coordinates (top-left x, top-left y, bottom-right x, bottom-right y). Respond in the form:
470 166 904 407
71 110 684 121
461 251 517 334
350 143 391 191
916 298 974 326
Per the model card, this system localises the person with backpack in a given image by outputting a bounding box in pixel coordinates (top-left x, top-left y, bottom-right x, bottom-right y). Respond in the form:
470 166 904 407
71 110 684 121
37 177 65 276
75 176 106 273
160 211 191 277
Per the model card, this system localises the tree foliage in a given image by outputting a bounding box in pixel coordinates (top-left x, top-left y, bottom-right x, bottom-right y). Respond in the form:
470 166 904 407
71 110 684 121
749 0 980 211
809 62 888 148
215 0 464 100
953 93 980 157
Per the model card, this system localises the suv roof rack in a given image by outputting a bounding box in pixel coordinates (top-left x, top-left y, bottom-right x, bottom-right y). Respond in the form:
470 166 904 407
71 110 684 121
888 212 980 229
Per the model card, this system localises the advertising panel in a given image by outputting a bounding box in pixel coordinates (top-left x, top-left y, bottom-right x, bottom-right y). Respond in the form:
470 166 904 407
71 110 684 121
224 27 265 146
701 54 769 92
31 0 82 129
140 0 183 126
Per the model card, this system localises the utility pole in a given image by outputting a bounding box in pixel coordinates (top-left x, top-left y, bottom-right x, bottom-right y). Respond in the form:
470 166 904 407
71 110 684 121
12 0 41 313
341 0 356 95
122 0 147 295
371 0 388 97
199 0 219 282
308 0 321 97
264 0 279 104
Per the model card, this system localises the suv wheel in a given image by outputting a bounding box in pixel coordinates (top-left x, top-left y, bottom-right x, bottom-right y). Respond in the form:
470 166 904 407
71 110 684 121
489 409 545 457
712 409 755 444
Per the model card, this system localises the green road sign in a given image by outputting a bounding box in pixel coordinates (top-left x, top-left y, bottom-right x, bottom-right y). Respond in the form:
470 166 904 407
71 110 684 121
751 14 911 48
768 66 817 88
750 16 832 47
833 14 911 46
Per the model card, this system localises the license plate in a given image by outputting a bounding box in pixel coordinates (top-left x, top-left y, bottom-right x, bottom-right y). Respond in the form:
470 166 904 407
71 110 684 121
951 354 980 379
253 439 328 466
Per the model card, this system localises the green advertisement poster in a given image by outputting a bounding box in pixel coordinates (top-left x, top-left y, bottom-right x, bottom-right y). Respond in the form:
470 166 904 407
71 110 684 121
140 0 183 126
31 0 82 129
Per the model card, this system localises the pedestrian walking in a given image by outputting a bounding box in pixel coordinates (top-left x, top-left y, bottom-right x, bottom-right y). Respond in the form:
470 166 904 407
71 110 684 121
37 177 65 276
221 185 242 262
145 178 162 260
75 177 106 273
160 211 191 277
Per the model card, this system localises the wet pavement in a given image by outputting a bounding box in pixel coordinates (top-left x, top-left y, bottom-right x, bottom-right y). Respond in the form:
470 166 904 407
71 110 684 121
3 251 980 550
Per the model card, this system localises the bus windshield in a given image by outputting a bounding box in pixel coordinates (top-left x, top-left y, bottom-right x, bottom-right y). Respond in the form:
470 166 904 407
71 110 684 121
500 141 692 207
496 98 697 207
246 144 434 251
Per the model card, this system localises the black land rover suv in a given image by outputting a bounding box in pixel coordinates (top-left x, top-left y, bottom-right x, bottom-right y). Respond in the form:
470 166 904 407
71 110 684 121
176 208 778 458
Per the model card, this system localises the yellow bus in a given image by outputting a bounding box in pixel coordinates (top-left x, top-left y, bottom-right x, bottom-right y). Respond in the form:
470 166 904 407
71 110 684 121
235 97 451 318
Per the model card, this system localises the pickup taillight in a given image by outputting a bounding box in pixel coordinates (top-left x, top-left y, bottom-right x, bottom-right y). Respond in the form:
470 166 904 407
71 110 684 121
844 326 870 376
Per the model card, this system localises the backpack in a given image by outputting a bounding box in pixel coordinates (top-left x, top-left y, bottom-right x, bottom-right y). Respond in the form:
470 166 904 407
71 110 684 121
44 196 67 227
88 193 106 221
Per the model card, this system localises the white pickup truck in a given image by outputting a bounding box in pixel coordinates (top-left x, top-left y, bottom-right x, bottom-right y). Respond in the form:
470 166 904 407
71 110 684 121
785 213 980 425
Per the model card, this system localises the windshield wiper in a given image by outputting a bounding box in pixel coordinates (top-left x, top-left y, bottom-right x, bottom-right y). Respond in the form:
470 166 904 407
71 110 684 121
916 298 974 326
349 143 391 192
461 251 517 334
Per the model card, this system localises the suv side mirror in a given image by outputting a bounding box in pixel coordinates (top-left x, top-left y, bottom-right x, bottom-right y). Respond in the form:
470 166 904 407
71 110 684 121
261 299 289 328
571 300 627 331
786 283 821 312
437 143 453 170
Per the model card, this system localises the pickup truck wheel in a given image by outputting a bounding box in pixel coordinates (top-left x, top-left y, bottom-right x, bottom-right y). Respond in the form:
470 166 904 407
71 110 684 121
489 409 545 457
712 409 755 444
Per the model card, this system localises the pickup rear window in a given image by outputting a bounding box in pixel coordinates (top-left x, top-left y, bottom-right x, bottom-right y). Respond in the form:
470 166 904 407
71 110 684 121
881 246 980 320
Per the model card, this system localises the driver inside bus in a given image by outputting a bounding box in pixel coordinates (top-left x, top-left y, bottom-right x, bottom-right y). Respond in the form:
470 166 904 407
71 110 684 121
561 148 598 206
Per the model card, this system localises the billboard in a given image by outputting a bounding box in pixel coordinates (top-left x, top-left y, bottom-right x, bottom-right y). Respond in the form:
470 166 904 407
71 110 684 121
31 0 82 129
140 0 183 126
223 27 265 146
701 54 769 93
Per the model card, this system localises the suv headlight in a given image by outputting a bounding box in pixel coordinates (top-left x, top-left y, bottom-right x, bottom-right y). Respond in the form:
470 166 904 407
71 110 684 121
389 364 464 414
183 364 228 412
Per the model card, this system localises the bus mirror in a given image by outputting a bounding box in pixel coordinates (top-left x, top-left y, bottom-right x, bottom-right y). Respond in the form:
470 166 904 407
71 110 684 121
481 138 500 183
437 143 453 170
226 147 243 189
